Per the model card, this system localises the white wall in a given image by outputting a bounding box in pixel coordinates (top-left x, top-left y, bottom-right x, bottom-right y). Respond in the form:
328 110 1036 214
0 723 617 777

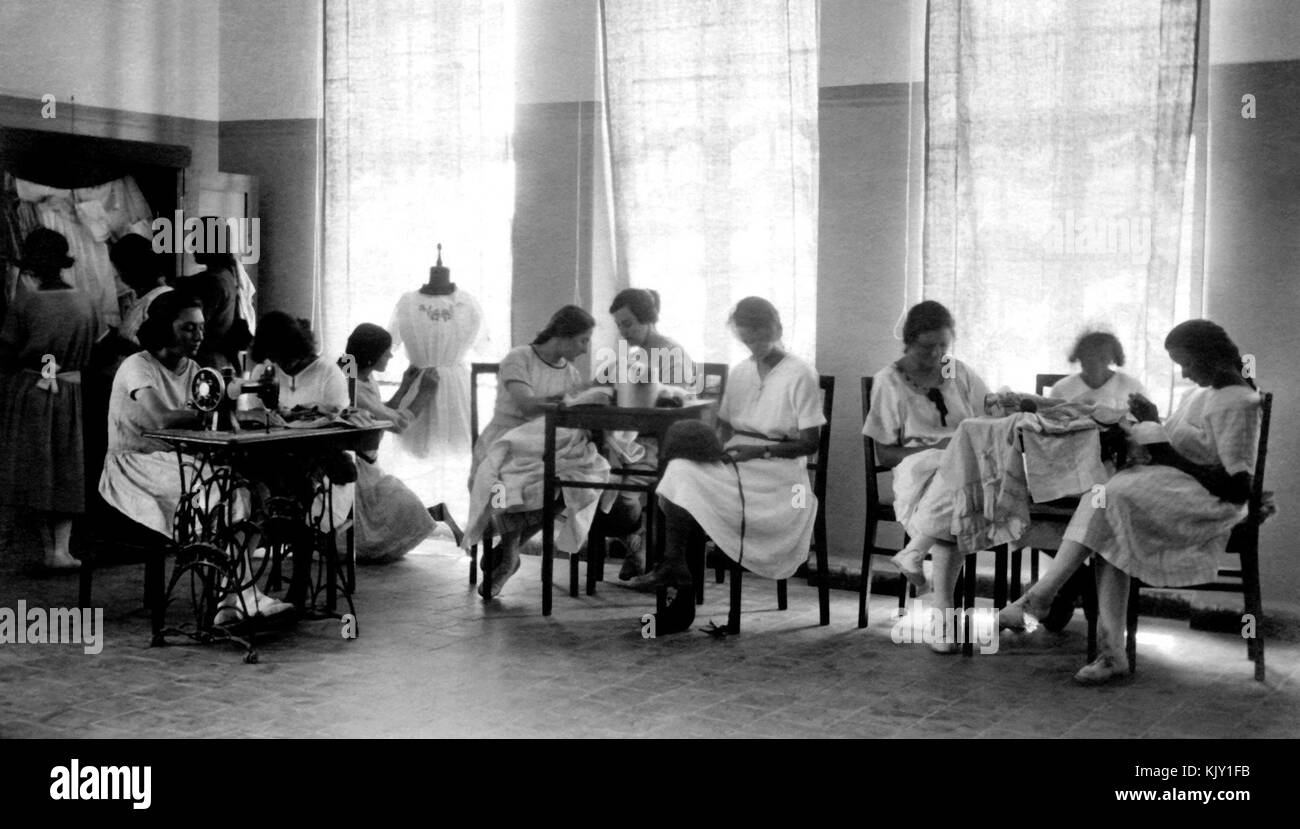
0 0 218 120
516 0 599 104
820 0 924 86
219 0 322 120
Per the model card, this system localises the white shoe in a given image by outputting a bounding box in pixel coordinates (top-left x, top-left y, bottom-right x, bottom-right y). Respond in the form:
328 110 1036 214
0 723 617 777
214 585 293 625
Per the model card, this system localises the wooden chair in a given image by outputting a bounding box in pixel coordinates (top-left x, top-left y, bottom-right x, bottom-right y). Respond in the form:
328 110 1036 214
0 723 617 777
1125 390 1273 681
466 362 500 587
695 375 833 634
858 375 917 627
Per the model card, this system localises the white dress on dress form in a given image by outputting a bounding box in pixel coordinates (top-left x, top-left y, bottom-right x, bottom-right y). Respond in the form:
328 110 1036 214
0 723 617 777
387 288 484 510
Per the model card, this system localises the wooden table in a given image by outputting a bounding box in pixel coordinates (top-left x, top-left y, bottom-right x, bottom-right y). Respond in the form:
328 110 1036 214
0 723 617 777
516 401 718 615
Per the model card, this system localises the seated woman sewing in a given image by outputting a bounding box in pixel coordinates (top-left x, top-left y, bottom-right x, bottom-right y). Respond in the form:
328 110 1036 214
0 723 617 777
628 297 825 634
98 291 289 618
247 312 356 607
463 305 609 598
999 320 1261 684
863 300 1018 652
345 322 461 563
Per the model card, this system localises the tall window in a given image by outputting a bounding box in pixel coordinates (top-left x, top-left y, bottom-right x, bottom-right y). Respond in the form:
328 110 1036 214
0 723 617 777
323 0 514 358
599 0 819 363
924 0 1201 402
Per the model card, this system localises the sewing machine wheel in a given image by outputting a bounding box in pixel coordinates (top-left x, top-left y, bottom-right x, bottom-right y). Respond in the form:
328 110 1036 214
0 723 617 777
192 367 226 412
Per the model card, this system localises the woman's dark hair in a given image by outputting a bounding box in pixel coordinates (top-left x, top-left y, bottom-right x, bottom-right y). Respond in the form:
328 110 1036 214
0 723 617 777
19 227 75 276
609 288 660 324
902 300 955 346
110 234 162 295
194 250 239 271
346 323 393 371
137 291 204 352
1164 319 1254 389
251 311 316 364
1069 331 1125 366
728 296 783 341
532 305 596 345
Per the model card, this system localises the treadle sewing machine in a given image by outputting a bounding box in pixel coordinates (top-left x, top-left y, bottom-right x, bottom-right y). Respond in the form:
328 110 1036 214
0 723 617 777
190 365 280 431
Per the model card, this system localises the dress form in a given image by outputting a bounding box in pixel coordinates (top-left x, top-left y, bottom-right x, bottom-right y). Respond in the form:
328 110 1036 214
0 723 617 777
419 243 456 296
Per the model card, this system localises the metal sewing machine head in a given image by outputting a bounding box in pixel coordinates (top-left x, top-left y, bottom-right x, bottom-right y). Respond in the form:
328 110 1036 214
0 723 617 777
191 365 280 431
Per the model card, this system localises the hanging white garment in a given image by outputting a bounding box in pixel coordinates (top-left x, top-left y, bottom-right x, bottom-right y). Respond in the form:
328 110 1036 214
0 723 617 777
386 288 484 511
15 175 155 329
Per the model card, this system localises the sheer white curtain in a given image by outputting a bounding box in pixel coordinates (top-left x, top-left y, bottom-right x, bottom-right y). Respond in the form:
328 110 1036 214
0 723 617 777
599 0 819 364
323 0 514 360
924 0 1200 400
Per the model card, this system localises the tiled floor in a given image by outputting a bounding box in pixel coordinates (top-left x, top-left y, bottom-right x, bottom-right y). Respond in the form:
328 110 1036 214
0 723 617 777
2 529 1298 739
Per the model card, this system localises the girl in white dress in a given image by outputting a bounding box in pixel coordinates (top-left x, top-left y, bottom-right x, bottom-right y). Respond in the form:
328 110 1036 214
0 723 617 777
345 323 460 563
99 293 291 621
249 313 354 607
631 298 825 633
1049 331 1147 408
465 305 600 598
1000 320 1261 684
862 301 995 651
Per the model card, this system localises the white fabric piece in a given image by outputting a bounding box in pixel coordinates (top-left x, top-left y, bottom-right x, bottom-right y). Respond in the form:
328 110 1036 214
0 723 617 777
463 418 610 555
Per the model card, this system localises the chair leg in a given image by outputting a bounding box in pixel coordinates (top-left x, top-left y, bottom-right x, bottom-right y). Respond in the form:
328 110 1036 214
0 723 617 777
858 550 873 629
586 533 605 596
1125 579 1140 673
1242 546 1265 681
1009 547 1023 601
1031 550 1039 581
777 579 788 610
961 552 976 658
993 545 1008 608
814 502 829 626
480 536 494 601
727 559 742 635
569 545 580 599
468 544 479 586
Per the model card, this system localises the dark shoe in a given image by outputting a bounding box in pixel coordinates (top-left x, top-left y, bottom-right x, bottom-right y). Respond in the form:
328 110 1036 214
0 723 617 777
651 587 696 635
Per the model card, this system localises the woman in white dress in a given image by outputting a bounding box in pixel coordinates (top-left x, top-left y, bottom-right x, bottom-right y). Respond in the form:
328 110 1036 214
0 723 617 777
249 312 354 607
99 292 290 619
465 305 602 598
862 301 994 651
631 297 825 633
1049 331 1147 408
999 320 1261 684
1038 330 1148 632
345 323 460 563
